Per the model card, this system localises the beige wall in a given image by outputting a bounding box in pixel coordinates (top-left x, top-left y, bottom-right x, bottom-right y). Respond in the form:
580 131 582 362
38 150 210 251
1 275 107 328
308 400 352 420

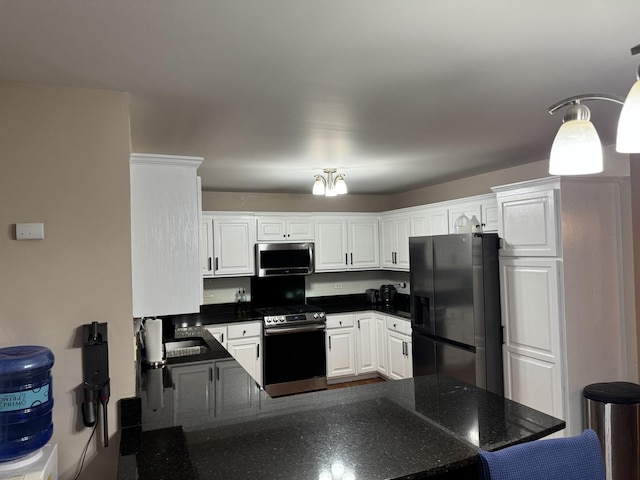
0 82 133 479
202 191 389 212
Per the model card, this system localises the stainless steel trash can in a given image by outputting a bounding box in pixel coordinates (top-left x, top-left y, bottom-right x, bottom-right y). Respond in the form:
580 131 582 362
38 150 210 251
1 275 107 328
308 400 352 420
584 382 640 480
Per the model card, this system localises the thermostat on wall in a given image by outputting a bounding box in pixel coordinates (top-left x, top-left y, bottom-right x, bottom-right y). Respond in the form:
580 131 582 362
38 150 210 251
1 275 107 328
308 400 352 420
16 223 45 240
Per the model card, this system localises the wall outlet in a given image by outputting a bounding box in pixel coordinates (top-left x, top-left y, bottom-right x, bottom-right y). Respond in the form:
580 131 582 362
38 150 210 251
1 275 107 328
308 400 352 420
334 283 343 289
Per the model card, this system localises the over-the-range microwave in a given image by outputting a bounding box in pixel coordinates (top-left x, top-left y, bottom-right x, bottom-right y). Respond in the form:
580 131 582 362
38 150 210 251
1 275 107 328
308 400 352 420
255 242 314 277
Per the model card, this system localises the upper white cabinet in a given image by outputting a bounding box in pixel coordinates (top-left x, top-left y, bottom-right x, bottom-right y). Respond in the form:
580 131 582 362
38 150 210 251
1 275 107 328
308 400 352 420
314 216 379 272
380 214 410 270
493 177 627 436
256 215 314 242
448 201 482 233
130 153 203 317
201 213 255 277
496 188 558 257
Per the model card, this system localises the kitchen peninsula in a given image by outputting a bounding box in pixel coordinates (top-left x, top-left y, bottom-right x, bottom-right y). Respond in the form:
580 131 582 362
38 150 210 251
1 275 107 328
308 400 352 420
119 328 564 480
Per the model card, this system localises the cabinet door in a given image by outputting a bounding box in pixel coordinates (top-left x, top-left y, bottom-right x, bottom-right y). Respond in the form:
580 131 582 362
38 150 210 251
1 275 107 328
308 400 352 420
497 189 558 257
200 217 214 277
481 199 499 232
348 218 380 270
213 217 255 276
315 219 349 272
394 216 410 270
448 203 482 233
410 210 428 237
203 325 227 350
170 362 215 421
426 208 449 235
256 217 287 241
215 359 259 418
504 350 563 419
355 312 377 375
287 218 314 241
327 327 356 378
375 313 388 376
226 336 262 385
380 216 396 269
387 331 408 380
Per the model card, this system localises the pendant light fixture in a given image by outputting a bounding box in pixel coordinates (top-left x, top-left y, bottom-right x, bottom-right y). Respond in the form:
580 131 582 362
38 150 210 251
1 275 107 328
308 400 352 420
312 168 347 196
547 43 640 175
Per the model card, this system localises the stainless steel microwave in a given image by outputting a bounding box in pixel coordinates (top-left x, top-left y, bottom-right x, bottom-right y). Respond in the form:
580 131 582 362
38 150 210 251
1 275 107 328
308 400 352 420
255 242 314 277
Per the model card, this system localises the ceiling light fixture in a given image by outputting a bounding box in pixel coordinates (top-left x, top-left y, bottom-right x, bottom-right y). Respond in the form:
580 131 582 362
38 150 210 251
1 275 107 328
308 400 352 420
312 169 347 197
547 43 640 175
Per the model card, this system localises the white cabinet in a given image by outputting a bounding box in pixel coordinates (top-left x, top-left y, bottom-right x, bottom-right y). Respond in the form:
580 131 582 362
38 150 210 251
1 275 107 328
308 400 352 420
500 258 563 420
226 321 262 385
386 316 412 380
425 207 450 235
170 360 215 424
493 177 627 436
200 218 214 277
482 198 499 232
354 312 377 375
496 189 558 257
314 216 379 272
201 214 255 277
203 325 227 350
380 214 410 270
326 314 357 378
214 359 259 418
374 313 389 376
448 201 482 234
256 215 314 242
130 153 203 317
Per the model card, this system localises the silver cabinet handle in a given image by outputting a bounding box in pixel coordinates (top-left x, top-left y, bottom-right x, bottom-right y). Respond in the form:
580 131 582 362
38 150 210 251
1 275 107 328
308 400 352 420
208 257 212 271
257 344 259 358
357 319 360 329
350 253 353 265
329 336 332 350
215 257 219 271
221 333 224 343
345 253 348 265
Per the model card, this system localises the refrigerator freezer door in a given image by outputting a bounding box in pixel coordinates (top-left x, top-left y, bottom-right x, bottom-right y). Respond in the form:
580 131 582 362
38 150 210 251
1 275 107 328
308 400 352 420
437 341 477 387
412 331 436 378
432 234 476 347
409 236 435 335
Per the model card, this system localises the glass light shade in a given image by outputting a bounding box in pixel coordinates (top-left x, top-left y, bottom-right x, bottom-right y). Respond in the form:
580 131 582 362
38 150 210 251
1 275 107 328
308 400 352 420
549 119 603 175
325 184 337 196
312 177 325 195
616 79 640 153
334 175 347 194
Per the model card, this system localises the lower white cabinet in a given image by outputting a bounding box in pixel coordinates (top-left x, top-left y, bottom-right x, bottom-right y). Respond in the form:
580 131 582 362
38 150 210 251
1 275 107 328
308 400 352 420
354 312 377 375
374 313 389 376
326 314 357 379
386 317 413 380
169 360 215 425
226 321 262 386
214 359 259 418
204 321 262 385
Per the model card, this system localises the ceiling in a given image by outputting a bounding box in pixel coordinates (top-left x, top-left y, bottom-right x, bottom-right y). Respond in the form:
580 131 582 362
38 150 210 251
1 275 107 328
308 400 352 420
1 1 639 195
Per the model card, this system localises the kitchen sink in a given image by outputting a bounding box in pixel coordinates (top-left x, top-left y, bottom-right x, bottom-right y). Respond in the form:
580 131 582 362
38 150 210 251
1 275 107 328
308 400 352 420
164 337 210 358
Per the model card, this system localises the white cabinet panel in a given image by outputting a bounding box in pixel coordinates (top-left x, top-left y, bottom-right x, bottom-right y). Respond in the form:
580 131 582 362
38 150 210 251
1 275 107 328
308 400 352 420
315 217 379 272
504 350 563 419
215 359 258 418
426 208 450 235
213 216 255 276
227 335 261 385
200 218 214 277
355 312 377 375
380 215 409 270
256 216 314 241
482 200 499 232
387 331 411 380
204 325 227 349
170 361 215 421
327 327 356 378
374 313 388 376
448 203 482 234
500 258 561 361
130 154 202 317
497 189 558 257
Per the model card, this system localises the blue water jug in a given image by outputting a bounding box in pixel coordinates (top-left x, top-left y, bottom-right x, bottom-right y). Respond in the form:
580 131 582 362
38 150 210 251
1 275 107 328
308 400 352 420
0 346 54 462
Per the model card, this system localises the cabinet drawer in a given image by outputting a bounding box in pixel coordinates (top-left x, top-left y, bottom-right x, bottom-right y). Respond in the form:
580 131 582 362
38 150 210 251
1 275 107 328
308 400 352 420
228 322 261 339
326 314 354 329
386 316 411 335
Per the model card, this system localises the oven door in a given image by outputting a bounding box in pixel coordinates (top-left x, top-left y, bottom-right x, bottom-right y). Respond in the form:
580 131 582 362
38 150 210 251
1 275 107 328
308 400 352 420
263 324 326 396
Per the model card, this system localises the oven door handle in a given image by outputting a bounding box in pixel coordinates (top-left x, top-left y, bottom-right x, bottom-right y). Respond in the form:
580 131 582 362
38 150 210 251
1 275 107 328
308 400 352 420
264 324 326 335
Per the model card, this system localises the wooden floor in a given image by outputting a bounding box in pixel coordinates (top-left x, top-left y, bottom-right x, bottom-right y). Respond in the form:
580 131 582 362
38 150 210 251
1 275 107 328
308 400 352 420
327 377 385 390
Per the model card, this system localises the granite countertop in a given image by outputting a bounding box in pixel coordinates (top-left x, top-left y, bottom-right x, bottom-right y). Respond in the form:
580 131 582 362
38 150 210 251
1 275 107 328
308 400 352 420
120 360 565 480
163 293 411 333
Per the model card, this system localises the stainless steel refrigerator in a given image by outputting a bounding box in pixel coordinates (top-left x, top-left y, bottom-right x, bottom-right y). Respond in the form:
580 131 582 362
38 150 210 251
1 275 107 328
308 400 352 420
410 233 503 396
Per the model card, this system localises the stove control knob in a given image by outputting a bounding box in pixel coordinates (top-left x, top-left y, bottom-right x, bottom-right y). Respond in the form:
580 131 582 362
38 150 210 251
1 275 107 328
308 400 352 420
313 313 319 319
318 312 325 318
279 316 286 322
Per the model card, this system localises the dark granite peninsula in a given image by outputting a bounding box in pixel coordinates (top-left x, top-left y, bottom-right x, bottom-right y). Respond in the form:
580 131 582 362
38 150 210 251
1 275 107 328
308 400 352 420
120 330 565 480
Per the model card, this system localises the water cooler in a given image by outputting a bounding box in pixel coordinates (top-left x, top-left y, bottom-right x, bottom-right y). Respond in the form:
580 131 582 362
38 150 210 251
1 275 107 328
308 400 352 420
0 346 58 480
